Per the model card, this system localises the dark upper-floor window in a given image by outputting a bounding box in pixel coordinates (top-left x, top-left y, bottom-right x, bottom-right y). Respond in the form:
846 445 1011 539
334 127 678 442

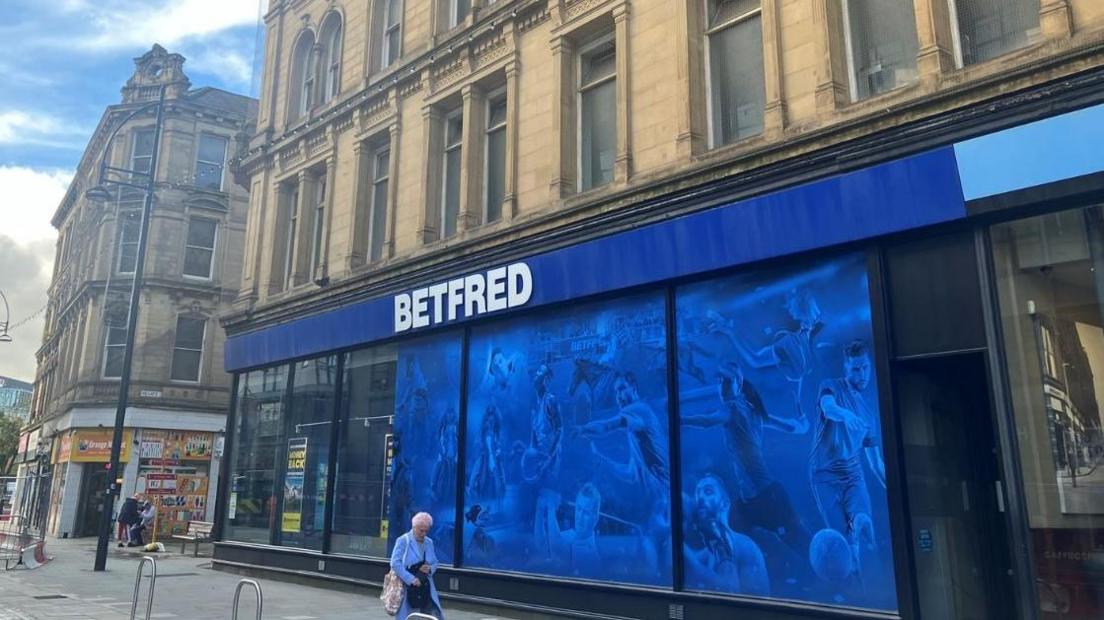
171 316 206 382
952 0 1041 66
705 0 765 146
382 0 403 68
195 134 227 191
842 0 919 101
578 36 616 191
320 13 344 104
183 217 217 279
131 128 155 175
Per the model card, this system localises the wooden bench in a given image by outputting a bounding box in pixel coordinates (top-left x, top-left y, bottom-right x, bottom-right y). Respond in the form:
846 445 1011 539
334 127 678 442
171 520 214 557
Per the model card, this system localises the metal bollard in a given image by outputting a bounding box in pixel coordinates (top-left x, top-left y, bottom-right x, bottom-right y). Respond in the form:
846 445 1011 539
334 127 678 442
231 578 263 620
129 556 157 620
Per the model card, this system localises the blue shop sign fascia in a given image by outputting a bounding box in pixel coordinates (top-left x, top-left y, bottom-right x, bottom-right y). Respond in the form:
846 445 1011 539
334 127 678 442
226 147 967 371
225 101 1104 371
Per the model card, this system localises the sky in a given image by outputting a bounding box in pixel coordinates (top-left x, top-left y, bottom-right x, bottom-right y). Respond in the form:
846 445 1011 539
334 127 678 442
0 0 267 382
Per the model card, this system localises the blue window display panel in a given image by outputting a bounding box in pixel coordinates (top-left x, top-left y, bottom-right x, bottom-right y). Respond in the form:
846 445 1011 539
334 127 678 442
462 292 673 586
676 253 897 611
388 334 463 563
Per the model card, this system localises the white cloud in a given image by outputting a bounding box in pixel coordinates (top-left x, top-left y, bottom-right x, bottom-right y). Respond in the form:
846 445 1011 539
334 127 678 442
0 110 87 149
0 166 73 243
66 0 265 52
0 166 71 381
184 45 255 88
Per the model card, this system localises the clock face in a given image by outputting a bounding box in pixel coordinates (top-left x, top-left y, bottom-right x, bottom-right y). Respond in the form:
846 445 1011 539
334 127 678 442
147 63 164 78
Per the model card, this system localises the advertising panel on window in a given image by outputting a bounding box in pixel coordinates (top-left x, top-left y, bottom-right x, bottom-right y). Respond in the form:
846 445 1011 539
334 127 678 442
676 253 896 610
462 293 672 585
388 335 463 562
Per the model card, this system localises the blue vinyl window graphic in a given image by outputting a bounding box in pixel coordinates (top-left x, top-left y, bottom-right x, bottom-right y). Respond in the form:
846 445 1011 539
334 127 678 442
388 334 463 563
676 253 896 610
462 292 672 585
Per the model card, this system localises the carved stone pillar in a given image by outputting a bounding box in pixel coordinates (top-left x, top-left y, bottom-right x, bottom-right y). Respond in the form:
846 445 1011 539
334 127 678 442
550 37 576 200
1040 0 1074 40
762 0 786 137
613 4 632 185
813 0 850 112
503 60 520 219
419 106 444 243
914 0 956 81
459 84 485 232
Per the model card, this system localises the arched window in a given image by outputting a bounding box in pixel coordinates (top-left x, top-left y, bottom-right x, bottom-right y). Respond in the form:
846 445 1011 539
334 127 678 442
320 13 343 104
289 30 317 122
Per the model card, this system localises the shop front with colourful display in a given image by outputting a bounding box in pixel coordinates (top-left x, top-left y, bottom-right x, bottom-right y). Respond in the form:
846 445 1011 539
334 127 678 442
214 83 1104 619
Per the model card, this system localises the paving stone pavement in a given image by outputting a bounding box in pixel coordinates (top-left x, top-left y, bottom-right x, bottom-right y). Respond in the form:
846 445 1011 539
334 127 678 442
0 537 522 620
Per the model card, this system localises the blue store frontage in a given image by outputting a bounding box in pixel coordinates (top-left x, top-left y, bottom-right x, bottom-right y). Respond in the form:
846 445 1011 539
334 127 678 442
215 77 1104 620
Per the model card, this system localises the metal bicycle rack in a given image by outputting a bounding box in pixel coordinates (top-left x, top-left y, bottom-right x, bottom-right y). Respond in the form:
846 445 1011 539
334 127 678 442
231 578 263 620
129 556 157 620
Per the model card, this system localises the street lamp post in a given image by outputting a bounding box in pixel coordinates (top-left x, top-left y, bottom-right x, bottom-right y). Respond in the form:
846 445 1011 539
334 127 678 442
87 85 167 572
0 289 12 343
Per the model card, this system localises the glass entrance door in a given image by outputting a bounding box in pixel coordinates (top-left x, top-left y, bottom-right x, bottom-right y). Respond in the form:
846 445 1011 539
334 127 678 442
896 353 1016 618
75 463 110 538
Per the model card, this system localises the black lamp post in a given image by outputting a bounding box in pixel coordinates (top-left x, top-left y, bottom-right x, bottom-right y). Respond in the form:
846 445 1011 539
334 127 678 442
0 289 12 343
86 85 167 572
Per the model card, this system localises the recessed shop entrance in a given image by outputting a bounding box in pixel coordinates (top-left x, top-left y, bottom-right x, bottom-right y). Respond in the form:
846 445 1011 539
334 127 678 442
895 353 1015 618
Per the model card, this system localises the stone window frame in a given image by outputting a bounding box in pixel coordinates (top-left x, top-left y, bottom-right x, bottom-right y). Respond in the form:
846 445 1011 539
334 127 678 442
287 8 346 123
813 0 1074 113
101 321 128 380
837 0 921 103
114 208 142 276
482 86 508 224
418 40 520 245
194 133 229 192
347 95 402 270
319 9 345 105
676 0 783 158
287 28 318 124
701 0 767 149
182 215 219 281
549 0 632 199
170 314 207 384
275 160 335 290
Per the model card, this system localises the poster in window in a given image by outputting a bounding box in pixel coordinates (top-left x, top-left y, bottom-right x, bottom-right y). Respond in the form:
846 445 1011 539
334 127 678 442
389 335 462 562
676 253 896 610
282 437 308 533
462 292 671 586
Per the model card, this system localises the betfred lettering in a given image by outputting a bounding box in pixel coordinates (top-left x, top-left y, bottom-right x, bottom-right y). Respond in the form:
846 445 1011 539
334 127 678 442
395 262 533 333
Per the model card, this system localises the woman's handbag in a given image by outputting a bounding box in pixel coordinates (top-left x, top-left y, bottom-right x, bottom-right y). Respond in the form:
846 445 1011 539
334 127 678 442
380 569 404 616
404 560 430 611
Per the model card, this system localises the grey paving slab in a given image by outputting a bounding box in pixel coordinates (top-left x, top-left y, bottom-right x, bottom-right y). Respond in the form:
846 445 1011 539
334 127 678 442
0 537 530 620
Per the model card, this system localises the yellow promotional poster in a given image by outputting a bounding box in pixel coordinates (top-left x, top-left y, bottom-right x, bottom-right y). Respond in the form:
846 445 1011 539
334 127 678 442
281 437 307 533
65 429 134 463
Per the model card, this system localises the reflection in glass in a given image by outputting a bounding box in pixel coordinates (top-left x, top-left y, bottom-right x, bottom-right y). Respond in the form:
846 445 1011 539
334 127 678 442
331 333 461 561
225 365 288 544
277 356 337 550
992 207 1104 619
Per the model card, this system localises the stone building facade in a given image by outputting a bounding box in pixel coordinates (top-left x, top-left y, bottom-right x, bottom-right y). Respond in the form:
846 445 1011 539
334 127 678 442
20 45 256 540
219 2 1104 619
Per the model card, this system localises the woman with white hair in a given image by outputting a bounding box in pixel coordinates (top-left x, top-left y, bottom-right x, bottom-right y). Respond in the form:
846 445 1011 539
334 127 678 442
390 512 445 619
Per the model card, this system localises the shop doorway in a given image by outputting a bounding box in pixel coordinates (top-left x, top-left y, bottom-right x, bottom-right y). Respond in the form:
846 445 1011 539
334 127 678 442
74 463 111 538
895 353 1015 618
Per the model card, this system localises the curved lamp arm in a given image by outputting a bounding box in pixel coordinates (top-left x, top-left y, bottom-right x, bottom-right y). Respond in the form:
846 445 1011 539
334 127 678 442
89 85 168 195
0 289 11 343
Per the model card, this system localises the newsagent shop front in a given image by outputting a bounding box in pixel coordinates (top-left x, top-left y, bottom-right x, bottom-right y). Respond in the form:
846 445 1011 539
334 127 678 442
214 100 1104 619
